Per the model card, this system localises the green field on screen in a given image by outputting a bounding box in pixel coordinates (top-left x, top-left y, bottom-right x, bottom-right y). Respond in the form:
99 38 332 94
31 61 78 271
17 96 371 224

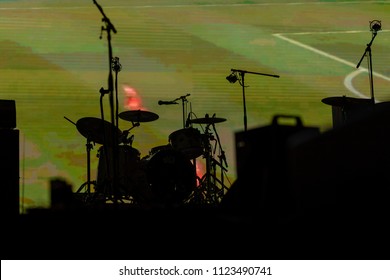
0 0 389 211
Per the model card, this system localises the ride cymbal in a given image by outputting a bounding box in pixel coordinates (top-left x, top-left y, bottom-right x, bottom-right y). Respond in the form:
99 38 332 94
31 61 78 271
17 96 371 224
76 117 122 145
119 110 159 122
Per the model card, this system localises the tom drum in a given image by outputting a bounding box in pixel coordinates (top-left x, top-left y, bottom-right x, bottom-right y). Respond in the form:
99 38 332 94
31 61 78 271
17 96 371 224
168 127 203 159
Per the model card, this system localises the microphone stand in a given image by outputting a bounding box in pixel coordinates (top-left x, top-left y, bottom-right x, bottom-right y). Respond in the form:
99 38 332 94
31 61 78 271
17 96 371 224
176 93 191 128
93 0 120 202
230 69 280 132
356 30 378 107
112 56 122 131
159 94 191 128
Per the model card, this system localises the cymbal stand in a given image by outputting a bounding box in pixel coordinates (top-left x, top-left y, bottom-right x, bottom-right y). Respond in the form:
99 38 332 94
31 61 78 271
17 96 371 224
189 124 213 205
211 121 230 201
195 122 230 205
64 116 96 203
75 137 97 203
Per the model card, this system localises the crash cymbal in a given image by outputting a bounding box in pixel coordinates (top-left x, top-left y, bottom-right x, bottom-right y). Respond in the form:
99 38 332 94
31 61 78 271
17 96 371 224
119 110 159 122
189 116 227 124
76 117 122 145
322 96 372 107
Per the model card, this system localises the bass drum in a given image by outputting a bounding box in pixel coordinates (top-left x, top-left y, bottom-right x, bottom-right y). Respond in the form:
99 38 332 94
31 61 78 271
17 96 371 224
138 148 197 205
96 145 142 197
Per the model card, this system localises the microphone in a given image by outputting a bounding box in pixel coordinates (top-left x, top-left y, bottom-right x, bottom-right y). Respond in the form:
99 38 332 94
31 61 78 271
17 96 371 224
226 72 238 83
158 100 178 105
370 20 382 33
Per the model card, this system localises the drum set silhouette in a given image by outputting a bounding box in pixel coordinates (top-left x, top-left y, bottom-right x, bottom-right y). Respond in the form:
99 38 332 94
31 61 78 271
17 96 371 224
69 3 231 208
72 104 230 208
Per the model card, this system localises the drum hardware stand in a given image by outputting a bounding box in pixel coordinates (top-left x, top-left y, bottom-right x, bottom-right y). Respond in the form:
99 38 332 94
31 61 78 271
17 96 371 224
227 68 280 132
64 116 97 203
121 121 139 146
211 121 230 200
356 20 381 107
192 120 230 205
64 116 94 199
74 137 99 204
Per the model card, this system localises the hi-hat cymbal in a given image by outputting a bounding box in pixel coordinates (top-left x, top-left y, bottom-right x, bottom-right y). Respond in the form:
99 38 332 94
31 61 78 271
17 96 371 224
322 96 372 107
76 117 122 145
190 116 227 124
119 110 159 122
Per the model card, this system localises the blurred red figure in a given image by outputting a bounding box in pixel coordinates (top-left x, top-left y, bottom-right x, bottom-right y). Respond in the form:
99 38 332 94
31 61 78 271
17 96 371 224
123 84 145 110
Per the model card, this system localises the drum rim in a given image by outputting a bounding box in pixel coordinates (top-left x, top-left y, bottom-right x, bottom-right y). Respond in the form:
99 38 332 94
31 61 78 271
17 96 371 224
168 127 200 138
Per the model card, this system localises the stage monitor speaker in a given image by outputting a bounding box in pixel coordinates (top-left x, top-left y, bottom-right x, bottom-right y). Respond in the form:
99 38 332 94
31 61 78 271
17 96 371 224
0 99 16 129
288 102 390 218
0 129 20 216
224 115 320 217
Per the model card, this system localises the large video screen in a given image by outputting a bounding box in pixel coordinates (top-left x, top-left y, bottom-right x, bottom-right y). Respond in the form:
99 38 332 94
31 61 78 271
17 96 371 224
1 0 389 211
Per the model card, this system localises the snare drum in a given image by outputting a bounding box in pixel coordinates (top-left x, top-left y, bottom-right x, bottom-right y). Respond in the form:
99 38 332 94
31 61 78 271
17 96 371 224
169 127 203 159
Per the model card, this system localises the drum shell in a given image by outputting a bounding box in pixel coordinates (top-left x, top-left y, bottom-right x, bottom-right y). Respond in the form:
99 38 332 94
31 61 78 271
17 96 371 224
139 148 196 205
168 127 203 159
96 145 142 196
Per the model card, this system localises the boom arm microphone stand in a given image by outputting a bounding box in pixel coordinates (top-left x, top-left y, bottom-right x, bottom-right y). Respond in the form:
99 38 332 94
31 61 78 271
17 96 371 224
93 0 119 202
179 94 191 128
356 20 382 107
158 93 191 128
227 69 280 132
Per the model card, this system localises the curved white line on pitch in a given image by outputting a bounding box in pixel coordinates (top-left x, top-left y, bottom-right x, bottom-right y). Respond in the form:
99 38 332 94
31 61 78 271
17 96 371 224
274 33 390 99
344 69 373 99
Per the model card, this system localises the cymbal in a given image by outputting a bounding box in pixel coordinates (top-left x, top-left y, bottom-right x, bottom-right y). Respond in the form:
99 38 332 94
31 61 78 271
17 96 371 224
76 117 122 145
190 117 227 124
322 96 372 107
119 110 159 122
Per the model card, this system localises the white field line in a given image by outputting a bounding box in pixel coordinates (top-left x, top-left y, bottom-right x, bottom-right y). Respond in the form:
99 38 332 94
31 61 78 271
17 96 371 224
273 31 390 100
1 1 390 10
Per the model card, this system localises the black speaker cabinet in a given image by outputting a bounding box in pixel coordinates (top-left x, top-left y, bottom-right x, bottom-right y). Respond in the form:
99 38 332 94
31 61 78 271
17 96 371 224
0 129 20 216
0 99 16 129
288 103 390 216
224 115 320 217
